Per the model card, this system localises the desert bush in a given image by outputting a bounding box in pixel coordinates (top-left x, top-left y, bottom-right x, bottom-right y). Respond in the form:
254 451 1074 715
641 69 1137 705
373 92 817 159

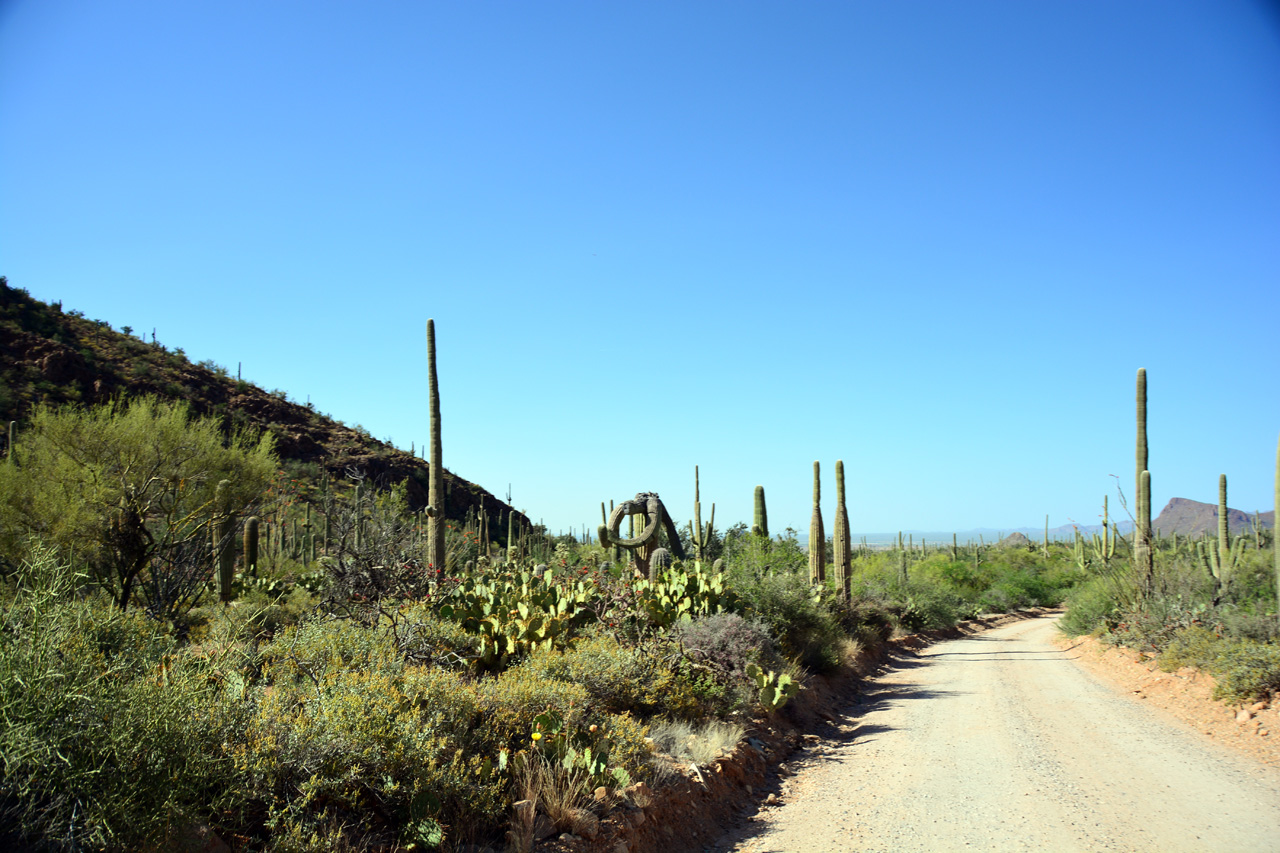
0 397 275 615
673 612 781 682
517 633 701 720
728 567 844 672
234 662 504 850
0 549 243 852
1212 642 1280 703
1159 626 1280 703
720 524 807 578
386 601 479 669
1058 575 1120 636
976 567 1059 612
894 583 969 632
831 596 897 647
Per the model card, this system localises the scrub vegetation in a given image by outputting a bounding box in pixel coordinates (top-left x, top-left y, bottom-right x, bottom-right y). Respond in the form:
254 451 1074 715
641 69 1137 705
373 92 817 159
3 283 1238 852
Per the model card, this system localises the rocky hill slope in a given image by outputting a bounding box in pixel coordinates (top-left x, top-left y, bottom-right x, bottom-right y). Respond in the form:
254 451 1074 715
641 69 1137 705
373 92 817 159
0 277 523 529
1152 497 1274 537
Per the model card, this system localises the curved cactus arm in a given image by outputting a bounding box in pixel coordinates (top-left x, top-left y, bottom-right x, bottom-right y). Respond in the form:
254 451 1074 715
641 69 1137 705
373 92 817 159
660 503 686 560
606 496 662 549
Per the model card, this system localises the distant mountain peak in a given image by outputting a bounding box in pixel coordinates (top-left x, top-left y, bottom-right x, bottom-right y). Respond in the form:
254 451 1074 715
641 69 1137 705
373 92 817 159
1152 497 1274 537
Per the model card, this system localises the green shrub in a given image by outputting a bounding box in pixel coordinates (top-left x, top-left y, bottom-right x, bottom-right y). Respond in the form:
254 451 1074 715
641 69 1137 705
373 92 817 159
1159 627 1280 704
1059 576 1119 636
832 596 897 648
1158 625 1220 672
517 633 701 720
235 663 504 851
1212 642 1280 704
0 551 243 851
729 569 843 672
895 584 968 631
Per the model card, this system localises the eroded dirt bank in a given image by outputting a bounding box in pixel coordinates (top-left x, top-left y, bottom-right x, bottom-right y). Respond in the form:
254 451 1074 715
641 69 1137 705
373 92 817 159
717 614 1280 853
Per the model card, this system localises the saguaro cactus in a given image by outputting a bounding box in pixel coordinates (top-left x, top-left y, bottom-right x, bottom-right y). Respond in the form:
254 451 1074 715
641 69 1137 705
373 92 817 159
753 485 769 538
832 460 852 602
1134 368 1154 590
214 479 236 603
244 516 260 576
598 492 685 580
809 462 825 584
426 319 445 574
1198 474 1243 604
1217 473 1230 570
690 466 716 566
1091 495 1115 568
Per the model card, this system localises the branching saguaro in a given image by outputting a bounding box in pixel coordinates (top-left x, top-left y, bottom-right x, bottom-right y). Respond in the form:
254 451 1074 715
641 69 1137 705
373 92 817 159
690 465 715 566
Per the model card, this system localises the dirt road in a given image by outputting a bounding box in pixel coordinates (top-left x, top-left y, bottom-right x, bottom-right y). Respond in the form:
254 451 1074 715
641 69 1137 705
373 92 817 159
720 614 1280 853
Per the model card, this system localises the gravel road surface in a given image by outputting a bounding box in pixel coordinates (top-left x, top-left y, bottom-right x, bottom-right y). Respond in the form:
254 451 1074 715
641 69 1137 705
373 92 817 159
721 614 1280 853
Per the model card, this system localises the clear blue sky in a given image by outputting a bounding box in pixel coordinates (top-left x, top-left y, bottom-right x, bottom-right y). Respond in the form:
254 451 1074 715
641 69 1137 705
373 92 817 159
3 1 1278 538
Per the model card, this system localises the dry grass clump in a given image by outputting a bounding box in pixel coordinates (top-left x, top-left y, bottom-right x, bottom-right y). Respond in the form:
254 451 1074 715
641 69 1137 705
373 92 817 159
505 752 597 853
648 718 745 767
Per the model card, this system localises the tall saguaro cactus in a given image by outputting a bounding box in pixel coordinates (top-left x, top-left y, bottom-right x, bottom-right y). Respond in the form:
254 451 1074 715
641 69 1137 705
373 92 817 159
1134 368 1154 590
832 460 852 602
753 485 769 538
426 319 446 574
1217 473 1230 570
244 516 260 577
809 462 825 584
214 479 235 603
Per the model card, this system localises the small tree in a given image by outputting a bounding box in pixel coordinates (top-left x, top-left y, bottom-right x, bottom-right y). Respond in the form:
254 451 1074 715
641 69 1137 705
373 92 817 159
0 397 276 614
